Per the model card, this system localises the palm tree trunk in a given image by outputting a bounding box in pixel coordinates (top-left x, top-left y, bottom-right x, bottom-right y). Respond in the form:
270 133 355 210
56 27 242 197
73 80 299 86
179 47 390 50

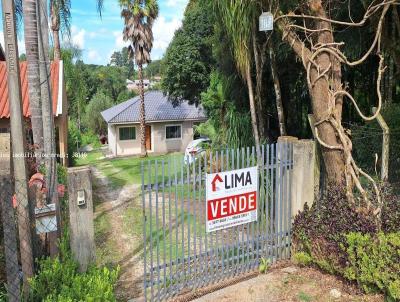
50 1 62 60
38 0 61 252
23 0 44 166
245 64 261 158
139 63 147 157
269 44 286 136
53 29 61 60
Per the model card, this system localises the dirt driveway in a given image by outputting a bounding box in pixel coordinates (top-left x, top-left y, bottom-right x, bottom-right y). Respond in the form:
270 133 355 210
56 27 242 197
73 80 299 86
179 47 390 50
193 264 383 302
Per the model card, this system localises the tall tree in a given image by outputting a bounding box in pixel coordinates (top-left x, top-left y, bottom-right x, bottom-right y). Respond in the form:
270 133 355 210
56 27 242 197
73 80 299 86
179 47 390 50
50 0 71 60
120 0 159 156
274 0 392 210
23 0 44 166
215 0 261 156
162 0 214 106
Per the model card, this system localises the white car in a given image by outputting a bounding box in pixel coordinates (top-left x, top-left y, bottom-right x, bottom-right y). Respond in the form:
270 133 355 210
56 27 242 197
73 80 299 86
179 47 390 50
184 138 211 165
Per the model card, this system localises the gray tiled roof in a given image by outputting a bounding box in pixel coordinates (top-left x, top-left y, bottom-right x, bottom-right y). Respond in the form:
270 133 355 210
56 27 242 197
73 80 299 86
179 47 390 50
101 91 207 124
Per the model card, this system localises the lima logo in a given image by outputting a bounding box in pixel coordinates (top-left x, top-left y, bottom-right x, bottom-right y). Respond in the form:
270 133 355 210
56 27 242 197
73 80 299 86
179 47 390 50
211 171 253 192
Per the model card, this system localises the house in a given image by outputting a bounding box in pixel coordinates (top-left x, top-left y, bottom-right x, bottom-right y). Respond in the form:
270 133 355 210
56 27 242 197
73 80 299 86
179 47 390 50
101 91 207 156
0 60 69 166
126 79 151 91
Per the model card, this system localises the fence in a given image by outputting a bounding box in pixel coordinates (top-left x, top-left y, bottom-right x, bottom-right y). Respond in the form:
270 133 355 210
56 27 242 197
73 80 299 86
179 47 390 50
141 142 294 301
0 177 59 301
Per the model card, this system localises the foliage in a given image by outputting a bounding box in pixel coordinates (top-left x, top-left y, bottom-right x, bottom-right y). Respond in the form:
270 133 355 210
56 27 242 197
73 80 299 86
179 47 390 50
143 59 162 78
83 91 113 135
196 72 254 149
344 232 400 301
258 257 270 274
29 234 119 302
352 104 400 183
119 0 159 66
292 186 400 300
161 0 214 105
81 131 101 149
293 252 313 267
110 47 135 78
67 122 81 166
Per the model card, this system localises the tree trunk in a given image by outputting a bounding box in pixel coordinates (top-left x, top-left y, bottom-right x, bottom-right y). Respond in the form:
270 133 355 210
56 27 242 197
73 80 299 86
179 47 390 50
37 0 61 251
269 44 286 136
50 0 61 60
138 64 147 157
53 30 61 60
252 32 266 141
2 0 34 293
276 4 347 186
309 4 346 185
245 64 261 158
23 0 44 167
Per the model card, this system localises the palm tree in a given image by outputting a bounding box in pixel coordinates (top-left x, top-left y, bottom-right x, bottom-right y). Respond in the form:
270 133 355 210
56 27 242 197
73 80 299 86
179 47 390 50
215 0 261 157
50 0 71 60
23 0 44 165
119 0 159 157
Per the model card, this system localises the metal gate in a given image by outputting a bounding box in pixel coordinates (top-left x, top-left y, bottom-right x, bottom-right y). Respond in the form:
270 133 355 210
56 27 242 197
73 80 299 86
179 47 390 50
141 142 294 301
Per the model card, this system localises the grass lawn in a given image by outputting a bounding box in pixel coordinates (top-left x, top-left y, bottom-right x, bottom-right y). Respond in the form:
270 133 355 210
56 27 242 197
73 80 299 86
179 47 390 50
76 149 184 188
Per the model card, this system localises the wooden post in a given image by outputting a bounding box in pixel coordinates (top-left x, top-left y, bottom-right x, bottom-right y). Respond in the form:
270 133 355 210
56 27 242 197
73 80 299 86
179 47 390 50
2 0 35 294
372 107 389 182
67 166 95 272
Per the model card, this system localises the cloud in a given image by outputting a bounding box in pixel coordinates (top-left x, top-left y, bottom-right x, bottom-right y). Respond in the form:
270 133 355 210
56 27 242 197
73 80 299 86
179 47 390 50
113 31 129 49
152 16 181 52
87 49 102 63
71 25 86 49
166 0 187 7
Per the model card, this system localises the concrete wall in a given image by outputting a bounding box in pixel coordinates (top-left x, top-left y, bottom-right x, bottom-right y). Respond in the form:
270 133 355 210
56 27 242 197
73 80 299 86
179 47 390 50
291 139 317 217
110 121 195 156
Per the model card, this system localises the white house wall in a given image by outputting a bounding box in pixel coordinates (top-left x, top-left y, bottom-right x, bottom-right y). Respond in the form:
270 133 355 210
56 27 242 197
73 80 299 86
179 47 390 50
110 121 195 156
107 124 117 155
152 121 193 154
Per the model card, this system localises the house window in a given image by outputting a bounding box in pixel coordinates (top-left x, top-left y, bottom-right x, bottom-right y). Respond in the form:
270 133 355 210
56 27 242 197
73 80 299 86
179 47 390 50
166 125 181 140
0 128 9 133
119 127 136 140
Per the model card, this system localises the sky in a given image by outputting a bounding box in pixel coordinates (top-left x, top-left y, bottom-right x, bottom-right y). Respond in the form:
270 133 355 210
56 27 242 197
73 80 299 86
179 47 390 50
0 0 188 65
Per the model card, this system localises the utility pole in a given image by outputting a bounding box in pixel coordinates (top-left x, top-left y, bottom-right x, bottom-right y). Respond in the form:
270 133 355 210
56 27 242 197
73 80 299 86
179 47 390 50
1 0 34 294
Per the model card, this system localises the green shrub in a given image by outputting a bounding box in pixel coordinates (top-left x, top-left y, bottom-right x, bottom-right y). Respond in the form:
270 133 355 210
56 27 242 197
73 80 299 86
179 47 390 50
293 252 312 267
29 238 119 302
292 186 400 301
81 131 101 149
344 232 400 301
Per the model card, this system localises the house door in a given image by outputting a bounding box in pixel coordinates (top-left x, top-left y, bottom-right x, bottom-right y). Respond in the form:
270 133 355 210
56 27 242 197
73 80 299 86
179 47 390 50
145 125 152 151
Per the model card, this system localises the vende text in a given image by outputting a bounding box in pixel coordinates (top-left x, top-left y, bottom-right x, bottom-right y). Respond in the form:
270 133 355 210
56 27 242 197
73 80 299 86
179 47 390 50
207 192 257 221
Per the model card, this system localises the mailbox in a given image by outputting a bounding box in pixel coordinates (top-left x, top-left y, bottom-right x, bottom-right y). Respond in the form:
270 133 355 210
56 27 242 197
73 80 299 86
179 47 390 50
77 190 86 206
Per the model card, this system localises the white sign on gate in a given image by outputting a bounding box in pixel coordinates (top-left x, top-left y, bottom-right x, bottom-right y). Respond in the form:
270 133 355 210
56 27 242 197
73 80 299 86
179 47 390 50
206 166 258 233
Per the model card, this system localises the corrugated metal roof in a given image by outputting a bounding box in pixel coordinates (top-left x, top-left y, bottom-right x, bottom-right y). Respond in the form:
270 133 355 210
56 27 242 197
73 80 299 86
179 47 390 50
101 91 207 124
0 61 60 118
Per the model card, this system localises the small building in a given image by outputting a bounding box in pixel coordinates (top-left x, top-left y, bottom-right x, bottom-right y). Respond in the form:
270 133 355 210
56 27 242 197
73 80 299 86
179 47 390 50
0 60 69 166
126 79 151 91
101 91 207 156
